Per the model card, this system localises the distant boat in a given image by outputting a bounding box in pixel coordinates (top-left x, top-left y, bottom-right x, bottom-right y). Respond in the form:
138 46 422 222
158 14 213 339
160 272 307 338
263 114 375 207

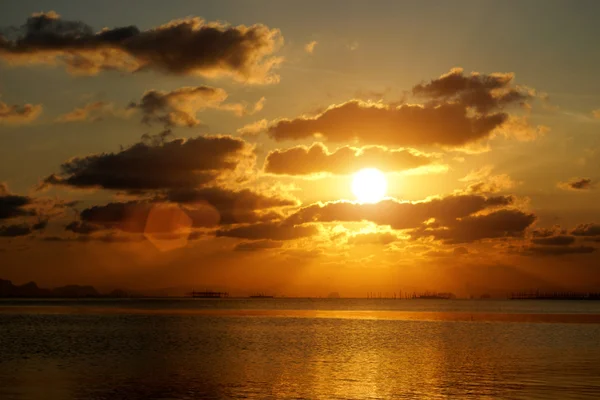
249 293 274 298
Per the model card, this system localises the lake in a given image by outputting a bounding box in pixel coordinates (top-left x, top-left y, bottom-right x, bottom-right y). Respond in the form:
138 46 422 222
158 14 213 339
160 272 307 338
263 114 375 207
1 299 600 399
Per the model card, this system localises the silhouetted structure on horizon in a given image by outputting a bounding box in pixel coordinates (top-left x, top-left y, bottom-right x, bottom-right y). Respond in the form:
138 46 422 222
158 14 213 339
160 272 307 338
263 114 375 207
0 279 131 298
188 290 229 298
366 291 455 299
509 290 600 300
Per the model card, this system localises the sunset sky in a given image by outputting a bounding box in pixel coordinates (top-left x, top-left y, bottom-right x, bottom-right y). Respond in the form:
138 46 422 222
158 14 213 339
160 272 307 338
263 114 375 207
1 0 600 296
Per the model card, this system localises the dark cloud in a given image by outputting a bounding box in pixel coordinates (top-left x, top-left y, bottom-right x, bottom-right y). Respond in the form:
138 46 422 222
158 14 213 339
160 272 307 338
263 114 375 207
75 201 156 233
68 184 295 236
412 67 532 114
233 239 283 251
0 224 33 237
571 223 600 237
128 86 254 128
166 187 296 225
531 235 575 246
525 245 596 256
0 98 42 124
267 69 535 147
216 222 318 241
531 227 563 238
412 209 536 244
558 178 593 191
268 100 506 147
72 201 213 235
453 246 469 255
0 220 46 237
284 194 532 245
0 12 283 83
65 221 102 234
0 194 34 220
42 135 252 192
264 142 435 175
0 184 71 239
347 232 399 245
287 194 513 230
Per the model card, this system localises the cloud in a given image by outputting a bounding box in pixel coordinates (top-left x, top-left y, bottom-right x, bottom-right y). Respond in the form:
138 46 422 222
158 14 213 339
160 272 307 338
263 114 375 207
267 69 539 148
65 221 102 234
304 41 317 54
460 166 516 194
518 224 599 256
217 222 318 241
0 12 283 83
412 67 533 114
531 235 576 246
41 135 253 192
525 245 596 256
0 223 38 237
165 186 297 224
287 194 514 230
0 185 58 237
0 193 34 220
264 142 436 175
347 232 399 245
558 178 593 191
55 101 122 123
0 182 9 196
347 41 359 51
531 226 563 238
127 86 261 128
237 119 268 137
412 209 535 244
494 115 549 142
571 223 600 237
0 98 42 124
592 109 600 119
71 201 197 234
234 239 283 251
68 185 296 235
268 100 507 147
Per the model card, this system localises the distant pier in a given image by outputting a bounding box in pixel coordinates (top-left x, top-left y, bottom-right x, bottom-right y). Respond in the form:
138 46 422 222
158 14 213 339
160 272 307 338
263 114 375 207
509 291 600 300
366 291 455 299
188 290 229 298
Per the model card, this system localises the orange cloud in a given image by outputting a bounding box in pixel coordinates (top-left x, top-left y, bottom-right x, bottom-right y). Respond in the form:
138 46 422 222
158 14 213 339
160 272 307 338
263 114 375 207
264 142 436 175
0 99 42 124
55 101 123 123
304 40 318 54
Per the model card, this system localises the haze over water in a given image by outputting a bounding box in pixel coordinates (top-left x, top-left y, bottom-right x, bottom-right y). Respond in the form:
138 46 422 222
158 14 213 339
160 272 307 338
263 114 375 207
1 299 600 399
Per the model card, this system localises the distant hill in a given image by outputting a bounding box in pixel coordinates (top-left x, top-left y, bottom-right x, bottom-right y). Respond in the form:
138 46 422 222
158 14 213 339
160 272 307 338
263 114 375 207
0 279 130 298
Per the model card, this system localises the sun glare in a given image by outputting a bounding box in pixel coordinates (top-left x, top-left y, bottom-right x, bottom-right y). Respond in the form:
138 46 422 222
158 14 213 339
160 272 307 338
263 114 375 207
352 168 387 203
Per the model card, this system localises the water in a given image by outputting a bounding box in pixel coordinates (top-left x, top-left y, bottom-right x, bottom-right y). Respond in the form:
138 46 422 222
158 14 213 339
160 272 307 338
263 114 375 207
1 299 600 399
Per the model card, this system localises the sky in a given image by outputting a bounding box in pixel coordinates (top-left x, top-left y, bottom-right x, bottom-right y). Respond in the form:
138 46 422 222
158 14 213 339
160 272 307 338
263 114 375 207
1 0 600 296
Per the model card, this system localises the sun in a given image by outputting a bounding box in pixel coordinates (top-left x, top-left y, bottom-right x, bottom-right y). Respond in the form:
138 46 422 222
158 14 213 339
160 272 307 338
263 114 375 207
352 168 387 203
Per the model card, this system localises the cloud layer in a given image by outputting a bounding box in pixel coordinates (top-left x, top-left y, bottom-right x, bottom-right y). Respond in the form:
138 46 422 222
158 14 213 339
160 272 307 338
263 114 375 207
0 12 283 83
267 68 535 147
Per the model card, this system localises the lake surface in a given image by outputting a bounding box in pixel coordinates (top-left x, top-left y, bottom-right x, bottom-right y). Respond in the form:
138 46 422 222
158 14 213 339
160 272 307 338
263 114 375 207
1 299 600 399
